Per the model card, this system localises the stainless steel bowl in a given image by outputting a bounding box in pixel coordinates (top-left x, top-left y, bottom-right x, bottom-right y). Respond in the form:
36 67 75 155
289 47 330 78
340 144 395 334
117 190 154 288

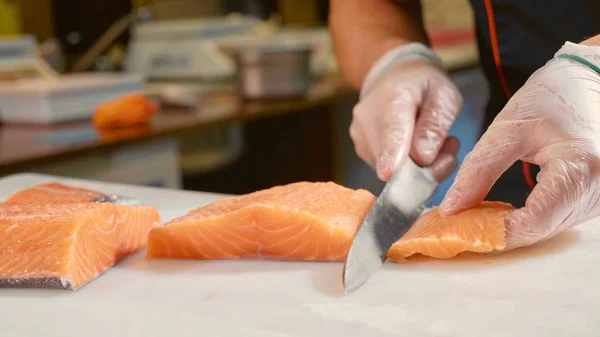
229 45 312 100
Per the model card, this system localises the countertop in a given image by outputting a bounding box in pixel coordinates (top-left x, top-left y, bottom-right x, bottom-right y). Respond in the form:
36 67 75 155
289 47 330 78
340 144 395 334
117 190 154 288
1 173 600 337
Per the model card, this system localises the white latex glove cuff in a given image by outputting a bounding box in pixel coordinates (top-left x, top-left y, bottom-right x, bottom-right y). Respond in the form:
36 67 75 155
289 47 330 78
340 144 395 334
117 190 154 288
360 42 444 99
553 41 600 72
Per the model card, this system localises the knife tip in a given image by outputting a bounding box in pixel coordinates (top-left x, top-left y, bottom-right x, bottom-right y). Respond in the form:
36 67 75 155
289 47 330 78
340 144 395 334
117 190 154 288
342 262 368 294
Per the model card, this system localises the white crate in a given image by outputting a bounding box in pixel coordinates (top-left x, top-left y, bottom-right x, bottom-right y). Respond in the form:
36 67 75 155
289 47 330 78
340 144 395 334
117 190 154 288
0 73 144 124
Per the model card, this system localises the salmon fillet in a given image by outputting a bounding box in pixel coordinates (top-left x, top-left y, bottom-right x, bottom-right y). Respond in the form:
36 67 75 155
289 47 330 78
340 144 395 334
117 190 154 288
5 182 160 256
0 183 161 290
0 203 160 290
387 201 515 261
5 182 105 204
146 182 377 261
146 181 515 262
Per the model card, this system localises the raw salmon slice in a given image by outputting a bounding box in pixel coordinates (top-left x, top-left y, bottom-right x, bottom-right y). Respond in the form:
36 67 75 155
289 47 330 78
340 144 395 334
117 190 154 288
146 182 377 261
0 202 160 290
387 201 515 261
5 182 105 204
4 182 158 256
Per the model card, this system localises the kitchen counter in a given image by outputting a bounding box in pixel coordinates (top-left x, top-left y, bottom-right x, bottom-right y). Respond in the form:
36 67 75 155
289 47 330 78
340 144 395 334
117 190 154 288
2 173 600 337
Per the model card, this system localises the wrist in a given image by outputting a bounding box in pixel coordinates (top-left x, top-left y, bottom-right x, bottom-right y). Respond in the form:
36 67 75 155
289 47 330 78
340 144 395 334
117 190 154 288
552 41 600 74
580 35 600 47
360 42 444 98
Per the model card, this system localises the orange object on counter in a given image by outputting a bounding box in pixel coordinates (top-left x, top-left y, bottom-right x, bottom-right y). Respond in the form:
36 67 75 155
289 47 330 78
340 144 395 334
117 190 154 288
93 92 157 129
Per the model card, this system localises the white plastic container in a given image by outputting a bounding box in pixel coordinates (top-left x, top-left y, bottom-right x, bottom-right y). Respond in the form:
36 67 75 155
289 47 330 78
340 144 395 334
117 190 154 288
0 73 144 124
124 16 261 82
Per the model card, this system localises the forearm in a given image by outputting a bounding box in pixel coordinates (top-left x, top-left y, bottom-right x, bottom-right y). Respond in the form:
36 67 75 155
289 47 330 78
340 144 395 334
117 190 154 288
329 0 429 90
581 34 600 46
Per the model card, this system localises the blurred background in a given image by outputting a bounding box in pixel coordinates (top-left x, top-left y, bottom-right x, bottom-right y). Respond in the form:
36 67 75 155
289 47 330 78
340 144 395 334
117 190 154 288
0 0 487 206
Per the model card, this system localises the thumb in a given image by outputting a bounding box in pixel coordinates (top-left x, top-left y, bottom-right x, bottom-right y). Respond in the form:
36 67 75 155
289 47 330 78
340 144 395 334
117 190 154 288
438 118 528 215
504 157 596 250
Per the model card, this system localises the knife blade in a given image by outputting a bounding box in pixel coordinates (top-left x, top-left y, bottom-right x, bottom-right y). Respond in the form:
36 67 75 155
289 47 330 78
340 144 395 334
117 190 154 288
93 194 142 206
342 157 439 293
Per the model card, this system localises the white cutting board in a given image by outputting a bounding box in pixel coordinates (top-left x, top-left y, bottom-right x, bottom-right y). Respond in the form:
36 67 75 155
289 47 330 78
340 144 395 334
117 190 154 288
1 173 600 337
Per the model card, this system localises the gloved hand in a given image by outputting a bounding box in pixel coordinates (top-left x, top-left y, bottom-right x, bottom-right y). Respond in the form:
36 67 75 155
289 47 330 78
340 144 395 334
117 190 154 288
351 43 463 182
440 41 600 250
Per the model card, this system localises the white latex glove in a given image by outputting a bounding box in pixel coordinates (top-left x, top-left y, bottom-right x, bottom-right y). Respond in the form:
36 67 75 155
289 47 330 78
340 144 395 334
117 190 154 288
440 41 600 250
351 43 463 182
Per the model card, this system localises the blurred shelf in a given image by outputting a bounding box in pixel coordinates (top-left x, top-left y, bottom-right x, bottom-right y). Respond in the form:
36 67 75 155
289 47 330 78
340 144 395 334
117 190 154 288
0 72 354 175
429 27 479 72
0 24 479 176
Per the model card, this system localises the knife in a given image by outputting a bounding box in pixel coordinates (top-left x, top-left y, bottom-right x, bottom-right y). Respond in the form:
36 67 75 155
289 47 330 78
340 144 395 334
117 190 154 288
342 157 439 293
93 194 142 206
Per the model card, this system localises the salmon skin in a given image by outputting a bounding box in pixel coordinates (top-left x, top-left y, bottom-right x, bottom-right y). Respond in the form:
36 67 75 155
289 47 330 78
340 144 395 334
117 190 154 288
0 183 161 290
146 182 377 261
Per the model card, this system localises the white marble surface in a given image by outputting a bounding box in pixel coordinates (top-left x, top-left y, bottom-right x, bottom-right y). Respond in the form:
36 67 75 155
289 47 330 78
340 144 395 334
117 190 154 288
1 173 600 337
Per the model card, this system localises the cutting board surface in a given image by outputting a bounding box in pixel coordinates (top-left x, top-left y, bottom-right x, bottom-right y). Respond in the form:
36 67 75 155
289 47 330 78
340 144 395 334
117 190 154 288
1 173 600 337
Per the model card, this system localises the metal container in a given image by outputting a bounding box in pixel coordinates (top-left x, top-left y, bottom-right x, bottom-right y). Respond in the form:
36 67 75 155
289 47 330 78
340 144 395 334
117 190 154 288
230 45 312 99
